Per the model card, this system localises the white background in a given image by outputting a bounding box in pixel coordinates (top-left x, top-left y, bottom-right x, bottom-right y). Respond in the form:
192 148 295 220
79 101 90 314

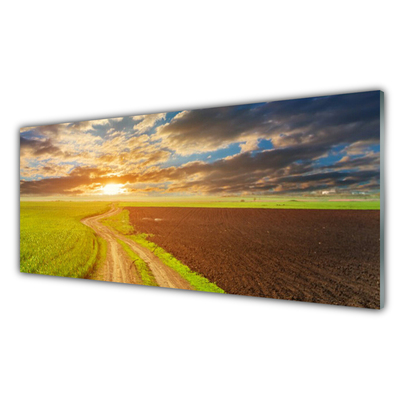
1 1 399 399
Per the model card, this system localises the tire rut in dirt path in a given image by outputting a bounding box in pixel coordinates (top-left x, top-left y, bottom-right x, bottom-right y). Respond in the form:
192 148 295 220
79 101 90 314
81 206 141 285
82 205 193 290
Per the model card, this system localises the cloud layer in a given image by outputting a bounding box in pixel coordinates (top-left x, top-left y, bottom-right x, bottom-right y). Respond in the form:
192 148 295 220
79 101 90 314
20 91 381 197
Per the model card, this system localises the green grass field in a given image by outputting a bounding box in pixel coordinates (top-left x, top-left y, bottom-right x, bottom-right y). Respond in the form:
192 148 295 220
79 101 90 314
119 198 380 210
20 202 111 278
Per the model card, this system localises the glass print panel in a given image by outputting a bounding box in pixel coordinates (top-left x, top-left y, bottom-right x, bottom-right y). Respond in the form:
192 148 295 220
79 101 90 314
20 91 383 308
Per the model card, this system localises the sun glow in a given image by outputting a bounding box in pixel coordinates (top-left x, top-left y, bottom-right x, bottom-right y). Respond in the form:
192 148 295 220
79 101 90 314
102 183 125 195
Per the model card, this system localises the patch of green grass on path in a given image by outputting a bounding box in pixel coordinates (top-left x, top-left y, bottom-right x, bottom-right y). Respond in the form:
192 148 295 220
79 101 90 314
101 209 134 234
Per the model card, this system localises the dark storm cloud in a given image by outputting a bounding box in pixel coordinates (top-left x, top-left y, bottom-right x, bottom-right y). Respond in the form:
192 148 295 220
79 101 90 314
133 145 327 185
158 155 379 195
20 137 65 157
29 124 65 137
20 119 113 145
155 91 381 155
271 170 379 185
20 167 112 196
322 153 380 171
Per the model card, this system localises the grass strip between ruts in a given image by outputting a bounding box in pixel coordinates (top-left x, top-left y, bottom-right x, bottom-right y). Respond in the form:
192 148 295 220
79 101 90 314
116 238 158 287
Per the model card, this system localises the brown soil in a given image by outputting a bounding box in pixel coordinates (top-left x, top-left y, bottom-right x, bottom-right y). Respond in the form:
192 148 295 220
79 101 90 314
126 207 380 308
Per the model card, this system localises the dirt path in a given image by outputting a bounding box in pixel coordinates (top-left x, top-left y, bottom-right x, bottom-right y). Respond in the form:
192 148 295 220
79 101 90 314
81 206 141 284
81 205 192 290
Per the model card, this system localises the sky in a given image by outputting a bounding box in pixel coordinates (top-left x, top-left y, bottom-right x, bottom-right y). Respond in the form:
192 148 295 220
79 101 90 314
20 91 381 198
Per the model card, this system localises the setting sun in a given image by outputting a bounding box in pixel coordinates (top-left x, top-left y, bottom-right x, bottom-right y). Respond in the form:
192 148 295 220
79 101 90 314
102 183 125 195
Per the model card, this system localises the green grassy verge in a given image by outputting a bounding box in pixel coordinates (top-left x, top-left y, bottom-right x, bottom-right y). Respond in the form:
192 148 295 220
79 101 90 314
116 238 158 286
129 233 225 293
119 199 380 210
101 208 225 293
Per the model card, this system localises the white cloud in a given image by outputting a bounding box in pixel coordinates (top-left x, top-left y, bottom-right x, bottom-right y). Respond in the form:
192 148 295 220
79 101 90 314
132 113 166 134
240 137 260 153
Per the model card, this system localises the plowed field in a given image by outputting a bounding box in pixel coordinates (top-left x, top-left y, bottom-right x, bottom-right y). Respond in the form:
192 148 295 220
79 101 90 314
126 207 380 308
